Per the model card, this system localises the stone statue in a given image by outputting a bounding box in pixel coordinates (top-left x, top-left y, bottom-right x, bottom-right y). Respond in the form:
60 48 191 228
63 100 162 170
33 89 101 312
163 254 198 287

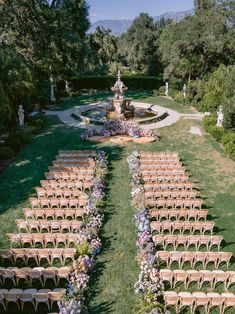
216 106 224 128
165 82 169 96
183 84 187 99
18 105 25 127
65 80 71 94
50 76 56 102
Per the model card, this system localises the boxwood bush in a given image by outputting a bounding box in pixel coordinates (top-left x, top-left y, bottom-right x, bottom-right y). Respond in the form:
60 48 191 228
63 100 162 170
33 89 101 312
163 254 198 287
221 132 235 160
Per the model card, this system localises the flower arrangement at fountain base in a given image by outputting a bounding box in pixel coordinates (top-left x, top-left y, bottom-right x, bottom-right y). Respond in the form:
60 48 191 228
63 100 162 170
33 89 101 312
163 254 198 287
81 120 159 143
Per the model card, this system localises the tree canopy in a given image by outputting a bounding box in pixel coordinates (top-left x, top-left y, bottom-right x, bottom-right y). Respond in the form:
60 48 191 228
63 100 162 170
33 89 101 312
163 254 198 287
159 0 235 81
0 0 90 79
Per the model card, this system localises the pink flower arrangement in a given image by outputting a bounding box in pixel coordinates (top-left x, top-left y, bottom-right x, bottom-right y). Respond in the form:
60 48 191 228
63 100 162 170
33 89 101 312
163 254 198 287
81 120 159 140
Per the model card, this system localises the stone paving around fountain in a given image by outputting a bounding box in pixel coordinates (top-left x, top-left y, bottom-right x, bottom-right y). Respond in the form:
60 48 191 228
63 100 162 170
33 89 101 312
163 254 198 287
43 101 205 131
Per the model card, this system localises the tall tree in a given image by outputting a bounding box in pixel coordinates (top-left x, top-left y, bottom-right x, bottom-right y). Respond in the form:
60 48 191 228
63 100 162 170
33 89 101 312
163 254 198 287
0 0 90 79
88 26 118 74
159 0 235 81
118 13 157 74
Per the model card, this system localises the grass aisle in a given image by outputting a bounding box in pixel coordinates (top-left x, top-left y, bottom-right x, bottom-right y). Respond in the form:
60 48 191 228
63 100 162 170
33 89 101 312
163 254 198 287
87 150 138 314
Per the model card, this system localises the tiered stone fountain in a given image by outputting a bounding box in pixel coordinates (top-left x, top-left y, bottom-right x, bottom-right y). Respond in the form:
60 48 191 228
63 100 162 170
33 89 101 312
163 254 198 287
73 71 162 126
106 70 135 120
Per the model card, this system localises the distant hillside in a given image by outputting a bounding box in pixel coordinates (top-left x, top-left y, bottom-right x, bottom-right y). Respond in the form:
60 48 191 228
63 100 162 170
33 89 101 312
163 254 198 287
89 19 132 35
89 9 194 35
154 9 194 23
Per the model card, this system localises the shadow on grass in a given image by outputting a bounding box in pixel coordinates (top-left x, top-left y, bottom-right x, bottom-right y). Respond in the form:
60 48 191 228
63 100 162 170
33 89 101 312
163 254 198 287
0 116 126 314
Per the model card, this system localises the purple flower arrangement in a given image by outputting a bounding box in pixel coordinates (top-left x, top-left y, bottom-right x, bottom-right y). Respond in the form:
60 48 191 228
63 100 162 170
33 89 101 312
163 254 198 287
58 151 108 314
80 120 159 140
128 152 164 312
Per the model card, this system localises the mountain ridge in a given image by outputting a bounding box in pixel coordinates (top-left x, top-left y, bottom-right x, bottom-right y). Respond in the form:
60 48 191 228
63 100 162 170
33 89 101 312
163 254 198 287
89 9 194 35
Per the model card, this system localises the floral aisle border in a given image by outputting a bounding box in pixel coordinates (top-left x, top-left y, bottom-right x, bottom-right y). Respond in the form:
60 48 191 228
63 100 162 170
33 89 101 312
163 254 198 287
59 151 108 314
127 151 164 314
81 120 159 141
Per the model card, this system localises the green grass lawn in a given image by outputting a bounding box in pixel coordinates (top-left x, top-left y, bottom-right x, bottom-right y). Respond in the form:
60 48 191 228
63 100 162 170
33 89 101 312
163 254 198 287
0 92 235 313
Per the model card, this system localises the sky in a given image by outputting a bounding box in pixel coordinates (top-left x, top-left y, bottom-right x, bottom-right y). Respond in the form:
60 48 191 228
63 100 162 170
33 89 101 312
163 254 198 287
87 0 195 23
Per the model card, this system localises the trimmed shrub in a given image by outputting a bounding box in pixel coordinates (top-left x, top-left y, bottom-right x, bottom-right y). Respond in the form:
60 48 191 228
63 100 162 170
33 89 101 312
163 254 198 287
225 143 235 160
223 97 235 131
157 86 165 96
58 76 162 91
0 145 15 160
6 129 32 152
6 136 22 152
174 91 185 104
203 114 217 132
209 127 225 142
169 89 178 99
221 133 235 160
57 90 70 98
29 115 45 126
187 80 204 106
221 132 235 146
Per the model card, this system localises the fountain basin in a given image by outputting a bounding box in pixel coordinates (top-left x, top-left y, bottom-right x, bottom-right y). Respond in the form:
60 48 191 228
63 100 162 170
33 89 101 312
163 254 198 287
72 102 168 126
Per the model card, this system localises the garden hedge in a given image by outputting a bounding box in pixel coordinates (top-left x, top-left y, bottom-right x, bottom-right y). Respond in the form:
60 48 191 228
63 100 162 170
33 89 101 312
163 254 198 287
58 76 162 91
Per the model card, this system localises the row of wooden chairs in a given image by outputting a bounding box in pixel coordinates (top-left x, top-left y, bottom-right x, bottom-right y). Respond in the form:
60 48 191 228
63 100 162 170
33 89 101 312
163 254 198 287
139 152 234 311
160 269 235 290
58 149 96 156
51 159 95 166
144 182 194 190
140 158 180 163
0 266 70 287
15 219 82 233
0 150 97 311
35 187 88 199
140 161 182 166
53 158 95 165
45 171 93 181
0 287 65 311
149 209 208 221
143 174 189 183
29 197 87 209
140 151 179 158
150 220 214 235
0 248 76 266
153 234 223 251
140 165 183 171
22 208 84 220
145 190 197 199
156 251 232 269
40 179 92 191
141 170 186 176
148 198 203 209
7 233 84 248
48 166 94 173
163 291 235 314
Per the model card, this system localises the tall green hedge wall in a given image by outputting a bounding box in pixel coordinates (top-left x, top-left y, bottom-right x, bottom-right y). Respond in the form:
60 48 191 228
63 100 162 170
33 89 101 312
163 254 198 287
58 76 162 91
